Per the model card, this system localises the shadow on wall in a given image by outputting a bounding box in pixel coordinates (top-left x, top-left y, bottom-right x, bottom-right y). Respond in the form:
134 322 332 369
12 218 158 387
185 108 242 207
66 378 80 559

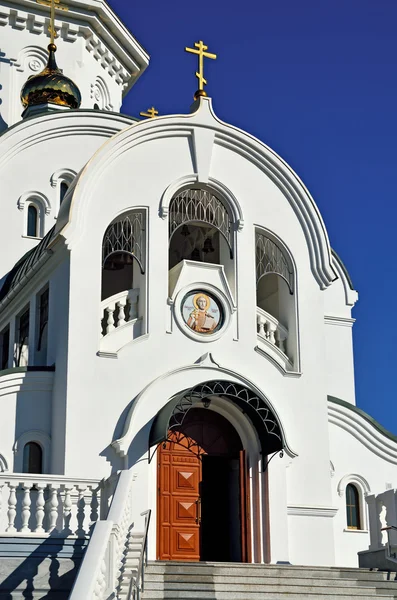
0 532 86 599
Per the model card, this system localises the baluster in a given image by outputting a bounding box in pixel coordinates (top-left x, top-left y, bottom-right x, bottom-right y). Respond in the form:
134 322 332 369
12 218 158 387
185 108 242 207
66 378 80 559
34 483 45 533
116 298 127 327
267 321 277 345
6 483 17 533
76 485 87 536
276 329 287 354
105 306 115 334
89 487 99 530
257 314 266 337
129 290 139 320
20 483 32 533
48 484 59 533
63 485 73 535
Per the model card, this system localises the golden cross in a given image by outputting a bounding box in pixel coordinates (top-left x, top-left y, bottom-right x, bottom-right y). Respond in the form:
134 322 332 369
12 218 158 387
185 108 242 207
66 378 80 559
185 40 217 96
36 0 68 45
139 107 159 119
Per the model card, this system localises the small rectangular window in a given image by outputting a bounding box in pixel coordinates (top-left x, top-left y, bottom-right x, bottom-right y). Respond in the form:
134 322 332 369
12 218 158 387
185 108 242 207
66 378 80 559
0 327 10 370
16 308 29 367
37 288 49 351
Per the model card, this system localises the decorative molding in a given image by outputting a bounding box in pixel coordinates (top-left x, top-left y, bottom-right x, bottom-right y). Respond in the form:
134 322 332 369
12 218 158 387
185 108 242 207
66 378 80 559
0 0 149 92
254 345 301 378
12 45 48 73
0 112 137 171
159 174 244 232
61 97 334 288
331 251 358 307
50 168 77 189
328 398 397 464
17 191 51 215
192 128 215 184
324 315 356 328
90 76 113 111
112 364 298 460
287 505 338 518
195 353 220 368
337 474 371 498
0 369 54 397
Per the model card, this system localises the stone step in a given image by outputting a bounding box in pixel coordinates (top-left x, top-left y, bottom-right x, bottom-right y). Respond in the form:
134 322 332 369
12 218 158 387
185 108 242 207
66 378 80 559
143 580 397 593
144 574 397 589
145 563 396 581
140 592 396 600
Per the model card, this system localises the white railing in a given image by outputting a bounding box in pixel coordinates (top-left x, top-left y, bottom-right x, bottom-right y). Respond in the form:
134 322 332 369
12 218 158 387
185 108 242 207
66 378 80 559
256 307 288 355
0 474 106 537
101 289 139 337
69 470 138 600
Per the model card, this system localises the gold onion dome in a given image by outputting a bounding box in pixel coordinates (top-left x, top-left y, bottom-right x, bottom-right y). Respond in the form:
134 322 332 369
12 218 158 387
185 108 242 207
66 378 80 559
21 44 81 110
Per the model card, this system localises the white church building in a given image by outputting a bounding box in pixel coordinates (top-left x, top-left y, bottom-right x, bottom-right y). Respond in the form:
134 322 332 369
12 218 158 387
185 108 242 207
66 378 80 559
1 1 397 598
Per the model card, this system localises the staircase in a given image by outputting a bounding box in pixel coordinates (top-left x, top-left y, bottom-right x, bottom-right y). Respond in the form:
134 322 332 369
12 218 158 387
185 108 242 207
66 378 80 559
117 530 145 600
140 561 397 600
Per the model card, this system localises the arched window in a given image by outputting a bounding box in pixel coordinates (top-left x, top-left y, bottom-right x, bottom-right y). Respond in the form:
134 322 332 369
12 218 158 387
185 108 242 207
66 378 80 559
346 483 361 529
100 210 146 341
168 188 234 289
27 204 38 237
22 442 43 474
255 229 297 370
60 181 69 205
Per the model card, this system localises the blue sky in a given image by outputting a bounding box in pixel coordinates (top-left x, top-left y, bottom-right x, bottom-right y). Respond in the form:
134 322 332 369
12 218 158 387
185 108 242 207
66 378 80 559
109 0 397 433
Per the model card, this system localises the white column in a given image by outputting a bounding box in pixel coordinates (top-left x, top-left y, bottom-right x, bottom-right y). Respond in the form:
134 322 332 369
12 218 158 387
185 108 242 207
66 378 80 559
266 453 290 563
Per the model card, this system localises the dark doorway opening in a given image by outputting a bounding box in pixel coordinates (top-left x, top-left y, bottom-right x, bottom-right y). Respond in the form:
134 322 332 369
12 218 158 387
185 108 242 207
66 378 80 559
201 456 241 562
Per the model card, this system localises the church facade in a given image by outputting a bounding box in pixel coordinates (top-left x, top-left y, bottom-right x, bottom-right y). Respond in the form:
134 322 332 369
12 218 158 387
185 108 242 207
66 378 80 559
0 0 396 589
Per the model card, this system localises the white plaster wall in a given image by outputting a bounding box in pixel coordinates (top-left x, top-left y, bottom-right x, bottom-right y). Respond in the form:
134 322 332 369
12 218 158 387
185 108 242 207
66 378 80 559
329 418 397 566
323 258 358 405
324 320 356 405
0 111 136 279
0 371 52 474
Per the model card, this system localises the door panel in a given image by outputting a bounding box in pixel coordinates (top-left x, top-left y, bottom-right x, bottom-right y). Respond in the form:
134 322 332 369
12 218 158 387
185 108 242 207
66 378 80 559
239 449 251 563
158 438 201 561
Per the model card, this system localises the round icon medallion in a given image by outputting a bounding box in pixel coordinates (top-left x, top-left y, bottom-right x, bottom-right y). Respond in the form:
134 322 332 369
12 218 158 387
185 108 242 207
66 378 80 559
181 290 223 335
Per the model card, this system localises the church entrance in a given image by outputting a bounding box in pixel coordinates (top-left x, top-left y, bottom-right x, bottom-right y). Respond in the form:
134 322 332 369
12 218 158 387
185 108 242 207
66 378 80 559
157 408 251 562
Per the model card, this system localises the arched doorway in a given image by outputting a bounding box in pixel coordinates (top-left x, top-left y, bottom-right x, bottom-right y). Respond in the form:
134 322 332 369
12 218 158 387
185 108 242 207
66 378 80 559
157 408 251 562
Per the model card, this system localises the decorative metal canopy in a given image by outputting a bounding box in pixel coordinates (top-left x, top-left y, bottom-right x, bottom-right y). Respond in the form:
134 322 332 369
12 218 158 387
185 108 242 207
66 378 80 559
255 231 293 293
102 211 145 274
169 189 233 256
149 380 284 458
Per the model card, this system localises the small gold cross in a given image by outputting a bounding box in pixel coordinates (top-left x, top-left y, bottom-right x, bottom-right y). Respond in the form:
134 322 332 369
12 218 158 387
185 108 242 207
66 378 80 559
36 0 68 45
185 40 217 97
139 107 159 119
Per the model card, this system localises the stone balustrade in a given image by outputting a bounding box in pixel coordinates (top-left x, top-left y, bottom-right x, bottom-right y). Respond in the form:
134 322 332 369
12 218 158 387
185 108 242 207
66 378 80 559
0 474 106 537
256 307 288 355
101 289 139 337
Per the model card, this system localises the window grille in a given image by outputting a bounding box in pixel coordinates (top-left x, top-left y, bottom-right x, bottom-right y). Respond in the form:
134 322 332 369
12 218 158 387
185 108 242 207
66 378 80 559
37 288 49 351
16 308 29 367
346 483 361 529
169 189 232 254
1 327 9 370
102 211 145 273
256 231 293 293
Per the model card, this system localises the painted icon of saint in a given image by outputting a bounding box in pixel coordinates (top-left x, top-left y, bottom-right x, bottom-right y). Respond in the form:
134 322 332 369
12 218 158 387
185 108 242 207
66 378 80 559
186 293 216 333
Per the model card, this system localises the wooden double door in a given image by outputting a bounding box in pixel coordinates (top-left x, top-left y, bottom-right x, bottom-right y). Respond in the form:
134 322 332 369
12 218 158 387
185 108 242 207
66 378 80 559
157 409 251 562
